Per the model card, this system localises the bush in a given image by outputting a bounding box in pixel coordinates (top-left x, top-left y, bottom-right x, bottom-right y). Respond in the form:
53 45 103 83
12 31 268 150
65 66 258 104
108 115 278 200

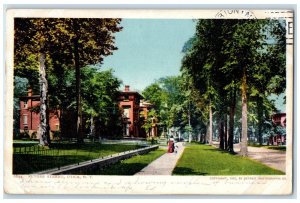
147 137 158 145
52 131 61 140
19 132 30 139
31 131 37 139
13 132 21 140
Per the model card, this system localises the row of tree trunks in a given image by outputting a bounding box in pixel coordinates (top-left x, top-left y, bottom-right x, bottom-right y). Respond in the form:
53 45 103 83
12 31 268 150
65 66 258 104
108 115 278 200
217 71 248 157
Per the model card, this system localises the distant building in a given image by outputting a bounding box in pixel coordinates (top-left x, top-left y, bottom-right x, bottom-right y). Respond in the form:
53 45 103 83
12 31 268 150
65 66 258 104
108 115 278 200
139 100 158 137
19 88 60 139
269 112 286 145
19 86 158 139
118 85 158 138
271 113 286 128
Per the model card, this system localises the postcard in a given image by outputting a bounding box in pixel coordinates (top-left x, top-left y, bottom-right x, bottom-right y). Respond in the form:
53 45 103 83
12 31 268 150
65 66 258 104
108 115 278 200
4 9 293 195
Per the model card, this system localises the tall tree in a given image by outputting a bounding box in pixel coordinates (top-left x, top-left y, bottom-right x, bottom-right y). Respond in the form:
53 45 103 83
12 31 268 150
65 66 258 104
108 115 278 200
14 18 122 144
81 67 122 138
181 19 286 155
15 18 55 145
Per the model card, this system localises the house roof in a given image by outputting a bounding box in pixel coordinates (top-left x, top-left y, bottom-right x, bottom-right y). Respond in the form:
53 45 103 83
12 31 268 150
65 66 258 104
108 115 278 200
19 95 40 101
118 91 144 99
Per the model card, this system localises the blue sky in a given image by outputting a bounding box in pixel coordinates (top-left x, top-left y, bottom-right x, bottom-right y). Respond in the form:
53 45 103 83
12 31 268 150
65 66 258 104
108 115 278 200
97 18 285 112
99 19 196 92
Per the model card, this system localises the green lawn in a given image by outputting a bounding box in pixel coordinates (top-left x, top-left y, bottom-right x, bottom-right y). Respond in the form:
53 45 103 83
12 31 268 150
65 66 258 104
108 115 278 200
173 144 284 175
84 148 166 175
13 143 143 174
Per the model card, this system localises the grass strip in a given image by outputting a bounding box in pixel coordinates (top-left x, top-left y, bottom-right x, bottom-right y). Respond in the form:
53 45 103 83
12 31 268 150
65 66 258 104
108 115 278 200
173 144 284 175
13 143 142 174
85 148 166 175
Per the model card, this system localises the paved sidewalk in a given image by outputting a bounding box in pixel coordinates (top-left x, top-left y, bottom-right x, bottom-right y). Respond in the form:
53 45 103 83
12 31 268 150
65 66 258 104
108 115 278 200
234 144 286 173
134 142 185 175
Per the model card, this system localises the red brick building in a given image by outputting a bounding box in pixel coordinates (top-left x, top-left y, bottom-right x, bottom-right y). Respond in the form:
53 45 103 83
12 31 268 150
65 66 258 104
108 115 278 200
272 113 286 128
19 89 60 139
117 85 158 138
118 85 144 137
269 112 286 145
19 86 158 139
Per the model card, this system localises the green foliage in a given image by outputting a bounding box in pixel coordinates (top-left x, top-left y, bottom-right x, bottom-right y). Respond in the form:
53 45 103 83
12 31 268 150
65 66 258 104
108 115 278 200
142 74 207 138
14 18 123 140
180 19 286 146
52 131 61 140
14 18 123 70
142 83 166 108
141 109 158 137
81 67 123 138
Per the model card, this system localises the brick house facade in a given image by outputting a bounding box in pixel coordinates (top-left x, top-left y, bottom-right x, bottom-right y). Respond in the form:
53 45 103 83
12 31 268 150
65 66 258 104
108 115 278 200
19 86 158 139
118 85 158 138
269 112 286 145
19 89 60 139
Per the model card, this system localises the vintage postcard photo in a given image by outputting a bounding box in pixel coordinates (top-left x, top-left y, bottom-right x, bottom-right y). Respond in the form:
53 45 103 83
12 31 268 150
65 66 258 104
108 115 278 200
4 9 293 195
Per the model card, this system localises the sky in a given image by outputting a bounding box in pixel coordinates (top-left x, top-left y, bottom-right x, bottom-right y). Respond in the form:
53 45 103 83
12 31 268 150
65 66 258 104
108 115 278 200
98 19 285 112
98 19 196 92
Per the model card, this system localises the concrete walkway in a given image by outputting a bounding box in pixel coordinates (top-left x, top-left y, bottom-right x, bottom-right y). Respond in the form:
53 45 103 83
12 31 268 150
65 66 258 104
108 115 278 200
234 144 286 173
134 142 185 175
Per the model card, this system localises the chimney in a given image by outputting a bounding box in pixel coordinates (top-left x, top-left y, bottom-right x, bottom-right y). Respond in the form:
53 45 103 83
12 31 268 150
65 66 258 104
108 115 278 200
28 88 32 96
125 85 130 92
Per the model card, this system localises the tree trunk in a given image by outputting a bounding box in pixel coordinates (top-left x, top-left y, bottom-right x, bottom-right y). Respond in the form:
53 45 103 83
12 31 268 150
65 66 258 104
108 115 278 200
73 20 83 143
218 114 224 150
209 102 213 144
257 96 263 145
224 114 228 150
38 52 49 146
188 103 192 143
240 70 248 156
228 87 236 153
90 115 95 142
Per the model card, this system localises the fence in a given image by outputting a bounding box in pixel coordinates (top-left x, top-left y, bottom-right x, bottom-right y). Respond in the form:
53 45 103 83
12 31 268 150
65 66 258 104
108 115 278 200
36 145 159 175
13 140 152 174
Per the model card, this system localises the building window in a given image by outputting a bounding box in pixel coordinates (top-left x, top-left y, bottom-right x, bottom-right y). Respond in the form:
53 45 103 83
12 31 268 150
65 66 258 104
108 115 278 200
23 114 28 125
55 124 60 131
124 95 129 101
23 100 28 109
123 108 130 118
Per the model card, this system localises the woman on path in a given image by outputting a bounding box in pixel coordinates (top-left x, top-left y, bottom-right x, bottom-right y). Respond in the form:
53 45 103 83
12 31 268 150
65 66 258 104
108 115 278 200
168 136 175 153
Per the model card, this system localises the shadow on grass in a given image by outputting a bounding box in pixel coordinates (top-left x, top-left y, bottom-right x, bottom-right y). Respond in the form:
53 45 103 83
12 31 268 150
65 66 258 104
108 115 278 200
13 143 143 174
202 148 238 155
83 162 148 175
173 167 208 176
13 154 97 174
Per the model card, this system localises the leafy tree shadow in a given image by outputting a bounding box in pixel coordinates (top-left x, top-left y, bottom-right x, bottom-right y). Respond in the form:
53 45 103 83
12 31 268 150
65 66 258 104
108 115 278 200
203 148 238 155
83 162 148 175
173 167 208 176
